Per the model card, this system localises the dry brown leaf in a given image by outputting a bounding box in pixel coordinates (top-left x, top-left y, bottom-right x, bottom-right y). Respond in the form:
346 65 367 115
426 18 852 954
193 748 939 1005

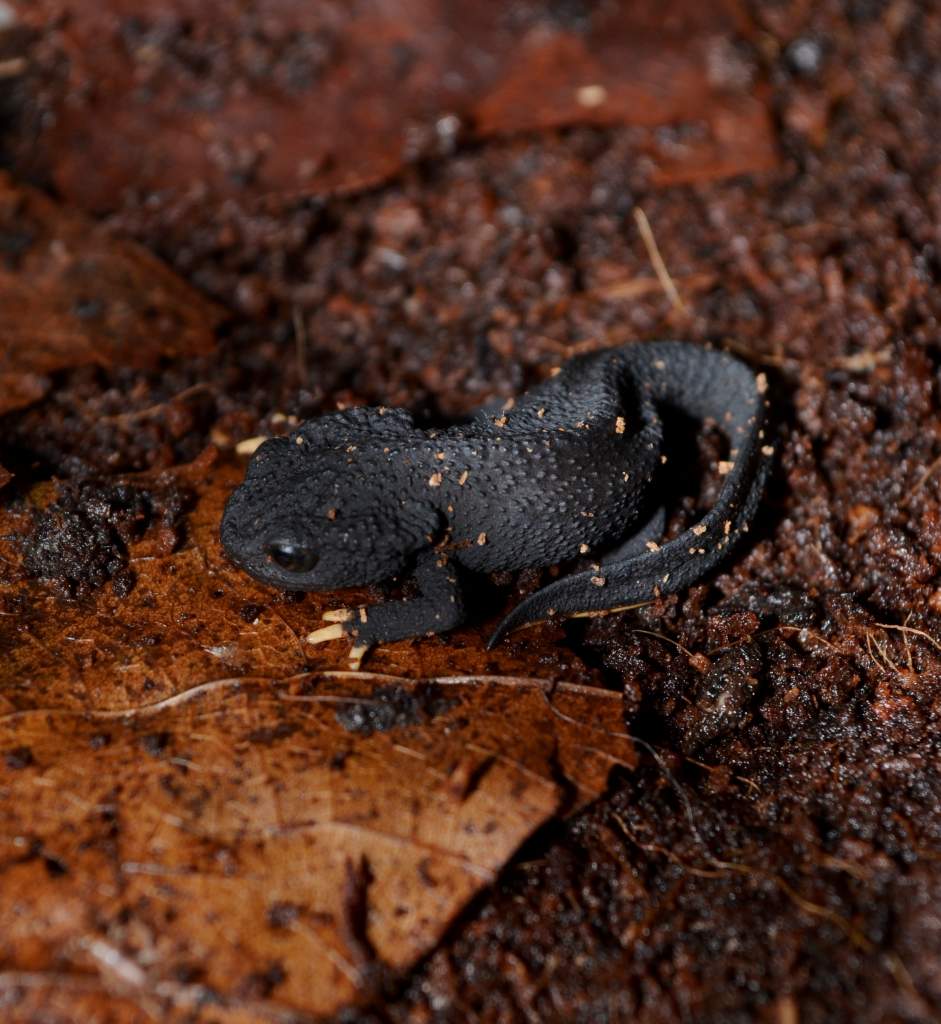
0 671 634 1020
13 0 777 211
0 174 223 414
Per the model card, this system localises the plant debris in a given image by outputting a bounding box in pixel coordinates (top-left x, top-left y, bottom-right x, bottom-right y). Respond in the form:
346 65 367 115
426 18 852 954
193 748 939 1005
1 0 941 1020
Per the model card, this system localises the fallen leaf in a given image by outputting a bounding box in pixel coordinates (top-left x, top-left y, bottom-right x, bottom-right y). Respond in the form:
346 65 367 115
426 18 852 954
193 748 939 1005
0 671 634 1020
0 174 223 414
13 0 777 211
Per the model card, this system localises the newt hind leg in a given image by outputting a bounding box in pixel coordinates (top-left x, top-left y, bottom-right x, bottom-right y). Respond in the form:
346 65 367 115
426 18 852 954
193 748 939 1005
599 504 667 566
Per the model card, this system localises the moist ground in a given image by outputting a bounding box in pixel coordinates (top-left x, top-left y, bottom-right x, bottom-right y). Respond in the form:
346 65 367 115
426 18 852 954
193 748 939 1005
2 1 941 1021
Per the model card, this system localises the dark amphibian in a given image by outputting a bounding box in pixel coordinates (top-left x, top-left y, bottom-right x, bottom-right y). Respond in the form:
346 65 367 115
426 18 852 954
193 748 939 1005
221 342 772 664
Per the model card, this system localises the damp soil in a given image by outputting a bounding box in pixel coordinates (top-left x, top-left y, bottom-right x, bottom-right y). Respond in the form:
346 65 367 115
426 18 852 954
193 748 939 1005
3 1 941 1021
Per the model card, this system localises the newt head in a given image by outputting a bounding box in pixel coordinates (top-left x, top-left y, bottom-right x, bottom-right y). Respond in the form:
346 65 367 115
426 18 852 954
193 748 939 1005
220 431 437 592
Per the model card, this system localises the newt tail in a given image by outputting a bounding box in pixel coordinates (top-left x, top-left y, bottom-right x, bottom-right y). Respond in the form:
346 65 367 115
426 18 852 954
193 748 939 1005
487 342 771 647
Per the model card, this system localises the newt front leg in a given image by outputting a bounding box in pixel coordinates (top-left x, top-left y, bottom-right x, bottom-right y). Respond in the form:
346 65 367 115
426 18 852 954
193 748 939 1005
307 550 466 665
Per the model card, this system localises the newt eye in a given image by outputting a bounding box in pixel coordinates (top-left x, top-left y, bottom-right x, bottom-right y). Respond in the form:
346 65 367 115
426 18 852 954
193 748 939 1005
265 541 319 573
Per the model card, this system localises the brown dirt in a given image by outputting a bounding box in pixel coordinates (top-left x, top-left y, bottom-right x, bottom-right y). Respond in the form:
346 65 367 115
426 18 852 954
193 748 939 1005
2 0 941 1021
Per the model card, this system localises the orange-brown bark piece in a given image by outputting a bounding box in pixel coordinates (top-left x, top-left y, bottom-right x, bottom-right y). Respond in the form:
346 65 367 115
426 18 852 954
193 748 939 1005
12 0 777 212
0 174 222 414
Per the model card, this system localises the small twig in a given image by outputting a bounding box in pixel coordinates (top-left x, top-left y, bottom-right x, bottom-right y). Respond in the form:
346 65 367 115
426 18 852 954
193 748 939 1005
902 451 941 507
614 815 875 953
0 58 27 79
774 624 840 653
884 951 937 1017
567 600 650 620
874 621 941 653
831 348 892 373
633 207 688 316
630 627 695 660
100 383 212 425
590 271 716 304
721 337 795 369
865 629 900 675
683 755 762 797
773 995 799 1024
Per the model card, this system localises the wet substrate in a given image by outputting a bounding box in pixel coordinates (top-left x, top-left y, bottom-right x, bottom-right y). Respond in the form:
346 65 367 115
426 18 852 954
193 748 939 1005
3 0 941 1020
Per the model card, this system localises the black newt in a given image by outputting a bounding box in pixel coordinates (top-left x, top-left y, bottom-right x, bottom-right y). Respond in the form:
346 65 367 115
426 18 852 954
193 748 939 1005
221 342 772 659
